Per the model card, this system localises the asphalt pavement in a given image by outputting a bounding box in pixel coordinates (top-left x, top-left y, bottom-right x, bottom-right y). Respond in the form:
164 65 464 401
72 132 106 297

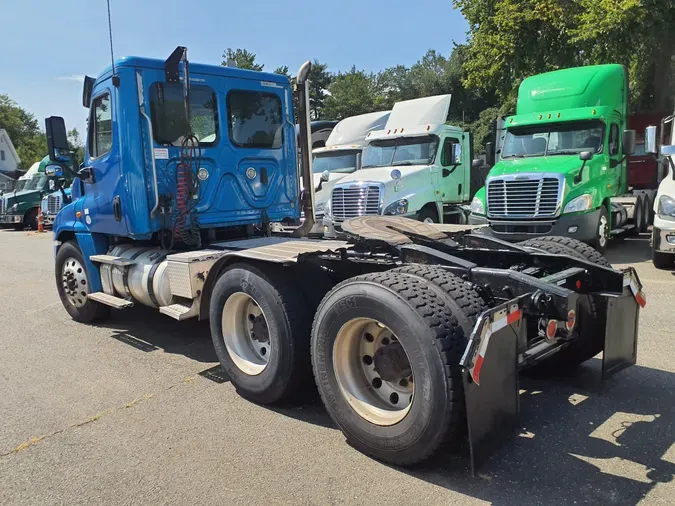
0 230 673 505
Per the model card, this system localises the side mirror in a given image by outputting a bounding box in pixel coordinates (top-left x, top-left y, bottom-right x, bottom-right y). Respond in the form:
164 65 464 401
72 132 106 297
623 129 636 156
485 141 495 167
661 145 675 157
579 151 594 161
645 126 658 155
45 116 69 162
45 165 64 178
450 143 461 165
82 76 95 108
321 170 330 182
472 159 483 169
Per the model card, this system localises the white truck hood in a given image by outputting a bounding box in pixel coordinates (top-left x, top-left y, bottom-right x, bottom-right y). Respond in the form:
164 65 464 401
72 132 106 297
332 165 429 186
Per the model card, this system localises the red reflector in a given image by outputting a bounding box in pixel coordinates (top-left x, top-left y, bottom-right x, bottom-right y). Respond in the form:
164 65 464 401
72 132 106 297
546 320 558 339
576 280 582 289
566 309 576 331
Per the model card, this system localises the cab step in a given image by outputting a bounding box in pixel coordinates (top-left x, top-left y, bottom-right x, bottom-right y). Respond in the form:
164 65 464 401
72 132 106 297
159 301 198 321
87 292 134 309
90 254 136 267
611 224 635 236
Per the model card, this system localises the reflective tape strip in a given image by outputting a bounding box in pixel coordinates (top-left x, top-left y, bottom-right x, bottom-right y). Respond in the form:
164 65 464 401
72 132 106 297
470 304 521 385
624 272 646 308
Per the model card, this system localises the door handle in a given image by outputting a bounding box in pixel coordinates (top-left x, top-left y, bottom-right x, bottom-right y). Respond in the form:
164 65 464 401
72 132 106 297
112 195 122 222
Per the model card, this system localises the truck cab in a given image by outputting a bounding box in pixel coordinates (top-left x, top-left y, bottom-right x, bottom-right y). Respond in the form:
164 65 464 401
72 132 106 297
0 156 53 229
469 65 645 252
323 95 474 237
649 114 675 268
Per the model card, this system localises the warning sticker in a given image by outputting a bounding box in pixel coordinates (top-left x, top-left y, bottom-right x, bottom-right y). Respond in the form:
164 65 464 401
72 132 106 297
154 148 169 160
261 81 282 88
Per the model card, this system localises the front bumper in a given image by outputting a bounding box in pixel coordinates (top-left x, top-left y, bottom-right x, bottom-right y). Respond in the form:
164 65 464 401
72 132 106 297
469 209 601 243
0 214 22 224
652 225 675 254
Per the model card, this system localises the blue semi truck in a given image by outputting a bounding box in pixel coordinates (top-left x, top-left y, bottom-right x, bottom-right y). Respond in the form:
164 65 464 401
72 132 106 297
45 47 645 471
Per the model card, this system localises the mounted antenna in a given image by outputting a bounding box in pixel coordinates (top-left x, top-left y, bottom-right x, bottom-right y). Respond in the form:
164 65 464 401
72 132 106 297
106 0 119 87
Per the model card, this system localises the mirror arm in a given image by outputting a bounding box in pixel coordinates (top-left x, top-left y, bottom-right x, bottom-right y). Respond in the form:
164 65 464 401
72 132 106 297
574 160 588 184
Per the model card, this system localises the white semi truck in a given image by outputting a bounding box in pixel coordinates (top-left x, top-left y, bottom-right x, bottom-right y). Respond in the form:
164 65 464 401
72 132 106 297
647 114 675 268
322 95 481 237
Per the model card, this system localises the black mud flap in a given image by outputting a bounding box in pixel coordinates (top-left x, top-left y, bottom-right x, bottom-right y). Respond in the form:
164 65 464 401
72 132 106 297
602 268 644 378
460 299 524 476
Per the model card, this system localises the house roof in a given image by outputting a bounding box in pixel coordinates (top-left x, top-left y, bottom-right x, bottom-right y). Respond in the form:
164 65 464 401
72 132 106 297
0 129 21 164
0 172 14 182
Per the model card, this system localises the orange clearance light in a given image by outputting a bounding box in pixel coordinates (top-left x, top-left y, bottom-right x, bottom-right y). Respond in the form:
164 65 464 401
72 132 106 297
367 132 371 137
538 115 543 120
76 211 82 218
547 113 551 119
575 280 582 289
557 112 561 118
401 128 404 133
426 125 431 131
592 109 597 115
394 129 398 134
388 130 391 134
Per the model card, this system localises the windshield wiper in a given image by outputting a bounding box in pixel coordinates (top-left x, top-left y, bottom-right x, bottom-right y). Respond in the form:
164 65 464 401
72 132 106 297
392 161 414 166
360 164 379 169
547 149 582 156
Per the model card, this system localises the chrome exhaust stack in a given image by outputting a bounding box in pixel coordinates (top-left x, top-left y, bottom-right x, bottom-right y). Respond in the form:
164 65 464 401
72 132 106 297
292 60 315 238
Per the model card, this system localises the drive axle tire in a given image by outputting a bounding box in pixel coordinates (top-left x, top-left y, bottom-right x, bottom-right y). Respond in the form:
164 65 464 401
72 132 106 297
210 262 311 404
55 241 110 323
311 271 475 466
519 236 612 268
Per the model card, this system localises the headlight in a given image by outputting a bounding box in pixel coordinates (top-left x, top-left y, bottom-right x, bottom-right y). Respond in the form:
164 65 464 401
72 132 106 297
11 203 18 212
384 198 409 215
470 196 485 215
658 195 675 218
564 194 593 214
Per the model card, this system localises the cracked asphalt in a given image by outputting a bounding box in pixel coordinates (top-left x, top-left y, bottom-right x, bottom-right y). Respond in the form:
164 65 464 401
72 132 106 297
1 230 674 505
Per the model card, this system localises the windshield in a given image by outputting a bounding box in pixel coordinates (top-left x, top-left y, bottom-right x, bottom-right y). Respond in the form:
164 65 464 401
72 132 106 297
361 135 439 168
23 175 48 191
312 150 359 174
633 143 645 156
14 179 27 192
502 121 605 158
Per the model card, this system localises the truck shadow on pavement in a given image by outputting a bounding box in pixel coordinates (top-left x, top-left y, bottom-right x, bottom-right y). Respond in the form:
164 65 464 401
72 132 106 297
606 234 654 266
93 306 218 364
401 361 675 506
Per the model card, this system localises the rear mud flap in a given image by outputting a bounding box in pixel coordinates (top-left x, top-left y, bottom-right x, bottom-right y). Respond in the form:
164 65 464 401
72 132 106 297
602 268 643 378
460 300 524 476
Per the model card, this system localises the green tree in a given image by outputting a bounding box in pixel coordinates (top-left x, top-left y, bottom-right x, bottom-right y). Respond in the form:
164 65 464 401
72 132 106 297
306 60 333 119
273 65 290 77
324 67 379 119
0 94 47 170
67 127 85 162
453 0 675 112
221 48 264 71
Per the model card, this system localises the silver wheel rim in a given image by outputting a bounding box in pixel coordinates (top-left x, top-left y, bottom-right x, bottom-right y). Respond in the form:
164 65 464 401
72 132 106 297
222 292 270 376
423 217 435 224
333 318 414 426
598 215 608 247
61 257 89 308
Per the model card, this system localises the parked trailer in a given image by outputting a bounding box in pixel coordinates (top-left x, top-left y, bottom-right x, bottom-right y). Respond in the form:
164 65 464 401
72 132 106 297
45 48 644 473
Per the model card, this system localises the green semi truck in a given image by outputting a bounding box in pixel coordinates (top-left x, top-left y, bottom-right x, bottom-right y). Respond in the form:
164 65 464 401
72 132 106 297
0 155 71 230
469 64 648 252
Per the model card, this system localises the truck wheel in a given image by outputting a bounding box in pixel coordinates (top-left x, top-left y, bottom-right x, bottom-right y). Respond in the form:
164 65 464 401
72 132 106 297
417 206 439 224
311 271 477 465
628 194 645 236
519 236 612 268
592 206 610 253
652 250 673 270
210 262 311 404
25 208 38 230
518 239 603 372
55 241 111 323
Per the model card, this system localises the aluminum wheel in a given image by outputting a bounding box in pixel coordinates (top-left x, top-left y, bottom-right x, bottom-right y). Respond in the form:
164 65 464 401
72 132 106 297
333 318 414 426
61 257 89 308
422 217 436 224
598 214 609 248
222 292 271 376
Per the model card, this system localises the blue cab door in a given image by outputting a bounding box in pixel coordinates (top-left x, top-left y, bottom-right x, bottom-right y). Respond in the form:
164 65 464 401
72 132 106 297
81 79 129 236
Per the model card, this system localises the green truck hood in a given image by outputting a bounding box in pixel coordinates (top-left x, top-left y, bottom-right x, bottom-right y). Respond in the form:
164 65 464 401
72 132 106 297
1 190 42 211
489 156 586 178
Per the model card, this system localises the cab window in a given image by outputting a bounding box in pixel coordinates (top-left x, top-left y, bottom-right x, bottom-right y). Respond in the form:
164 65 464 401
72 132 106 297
89 93 113 158
609 124 619 156
227 90 283 149
441 137 461 166
150 83 219 145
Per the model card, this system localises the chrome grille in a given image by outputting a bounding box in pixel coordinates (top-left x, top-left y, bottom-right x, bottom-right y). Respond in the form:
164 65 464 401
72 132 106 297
47 194 62 215
331 184 382 221
487 176 562 218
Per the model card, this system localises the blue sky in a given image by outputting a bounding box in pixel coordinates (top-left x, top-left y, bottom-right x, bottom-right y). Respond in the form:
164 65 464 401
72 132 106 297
0 0 468 136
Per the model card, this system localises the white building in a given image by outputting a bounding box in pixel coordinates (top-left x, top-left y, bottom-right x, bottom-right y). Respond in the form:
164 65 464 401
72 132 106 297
0 129 21 174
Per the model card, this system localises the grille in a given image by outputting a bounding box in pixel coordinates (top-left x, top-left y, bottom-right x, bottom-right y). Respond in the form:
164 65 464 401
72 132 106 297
0 199 5 214
331 184 381 221
487 176 561 218
47 194 62 215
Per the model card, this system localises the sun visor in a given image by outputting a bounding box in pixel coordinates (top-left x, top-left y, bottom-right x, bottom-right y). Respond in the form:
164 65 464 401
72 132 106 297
326 111 391 147
384 95 452 132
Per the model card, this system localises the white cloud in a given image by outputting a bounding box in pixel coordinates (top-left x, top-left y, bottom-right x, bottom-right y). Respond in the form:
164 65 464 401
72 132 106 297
57 75 85 83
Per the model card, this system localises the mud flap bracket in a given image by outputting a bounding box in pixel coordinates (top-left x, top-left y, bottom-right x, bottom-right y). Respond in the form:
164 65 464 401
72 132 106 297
460 300 523 476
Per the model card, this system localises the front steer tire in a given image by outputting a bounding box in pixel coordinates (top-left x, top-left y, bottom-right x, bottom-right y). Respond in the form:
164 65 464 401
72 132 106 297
311 271 475 466
209 262 311 405
55 241 110 323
